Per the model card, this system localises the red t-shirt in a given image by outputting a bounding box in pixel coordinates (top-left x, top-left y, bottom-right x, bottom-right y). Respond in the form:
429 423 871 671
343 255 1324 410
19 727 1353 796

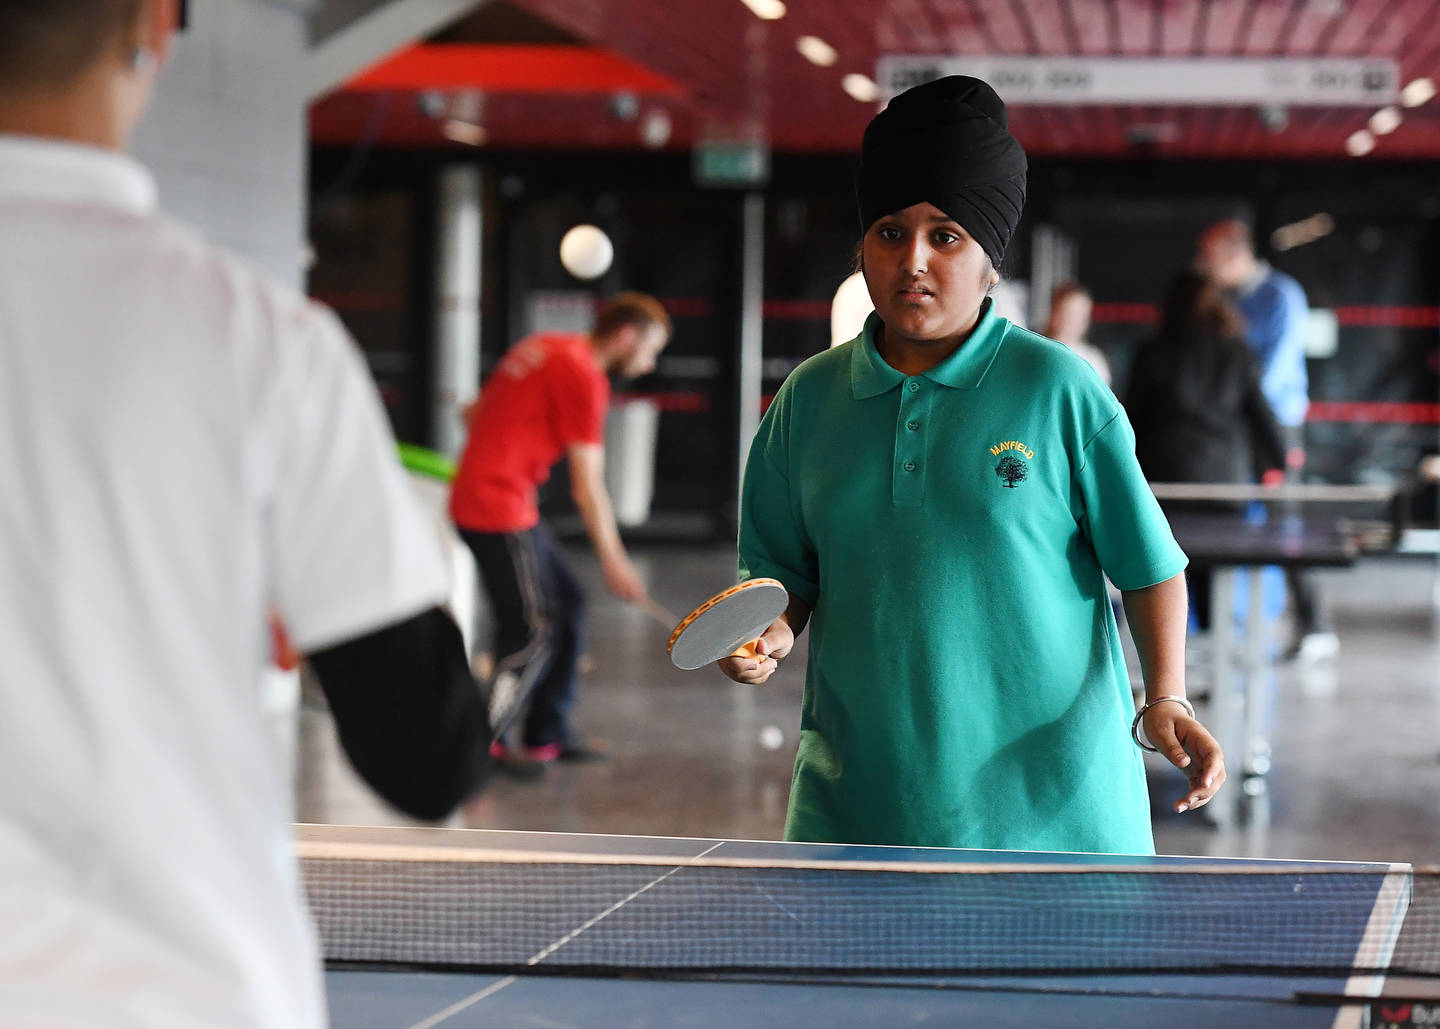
450 332 609 532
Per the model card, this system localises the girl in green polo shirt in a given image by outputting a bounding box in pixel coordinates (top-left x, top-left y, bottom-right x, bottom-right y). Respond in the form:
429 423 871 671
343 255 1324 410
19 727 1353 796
722 76 1225 854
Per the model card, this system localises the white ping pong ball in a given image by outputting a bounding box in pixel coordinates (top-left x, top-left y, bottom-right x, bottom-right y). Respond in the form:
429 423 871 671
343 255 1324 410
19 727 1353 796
759 725 785 750
559 224 614 280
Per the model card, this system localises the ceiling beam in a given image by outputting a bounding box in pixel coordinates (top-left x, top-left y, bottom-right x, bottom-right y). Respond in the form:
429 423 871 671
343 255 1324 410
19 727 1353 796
307 0 491 100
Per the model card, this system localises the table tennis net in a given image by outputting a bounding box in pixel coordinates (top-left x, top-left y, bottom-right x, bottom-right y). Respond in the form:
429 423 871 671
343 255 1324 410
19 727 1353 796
300 836 1439 980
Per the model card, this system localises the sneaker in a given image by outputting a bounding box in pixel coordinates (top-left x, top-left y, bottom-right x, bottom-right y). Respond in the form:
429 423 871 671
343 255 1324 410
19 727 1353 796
524 739 607 763
1287 631 1340 664
555 739 607 762
487 740 546 780
523 742 563 763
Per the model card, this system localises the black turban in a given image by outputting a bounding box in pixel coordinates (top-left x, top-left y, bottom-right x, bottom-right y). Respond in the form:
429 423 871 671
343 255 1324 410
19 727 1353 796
856 76 1027 268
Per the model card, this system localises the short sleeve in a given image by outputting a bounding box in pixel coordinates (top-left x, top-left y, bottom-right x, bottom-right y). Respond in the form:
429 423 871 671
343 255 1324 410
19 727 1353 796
264 304 450 651
1073 409 1188 592
552 351 608 446
737 386 819 605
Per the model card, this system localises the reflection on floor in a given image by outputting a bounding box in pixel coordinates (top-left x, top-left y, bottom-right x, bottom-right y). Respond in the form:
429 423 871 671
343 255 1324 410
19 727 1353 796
296 546 1440 864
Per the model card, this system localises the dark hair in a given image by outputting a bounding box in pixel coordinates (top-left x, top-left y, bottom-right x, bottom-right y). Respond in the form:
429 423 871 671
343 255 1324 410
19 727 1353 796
592 291 672 342
1158 269 1246 343
0 0 143 90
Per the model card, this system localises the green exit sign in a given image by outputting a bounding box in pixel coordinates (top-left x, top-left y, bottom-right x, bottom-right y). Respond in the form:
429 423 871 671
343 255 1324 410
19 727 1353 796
693 142 770 187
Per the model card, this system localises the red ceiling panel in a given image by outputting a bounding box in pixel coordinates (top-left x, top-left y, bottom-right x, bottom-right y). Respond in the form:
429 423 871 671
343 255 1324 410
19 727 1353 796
1282 2 1336 54
1068 0 1111 53
1240 0 1293 55
1157 0 1199 56
309 0 1440 158
1203 0 1248 52
984 0 1039 52
1399 5 1440 68
1114 0 1152 53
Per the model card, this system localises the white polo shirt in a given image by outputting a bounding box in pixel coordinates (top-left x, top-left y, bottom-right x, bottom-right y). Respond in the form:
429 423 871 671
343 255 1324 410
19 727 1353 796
0 136 450 1028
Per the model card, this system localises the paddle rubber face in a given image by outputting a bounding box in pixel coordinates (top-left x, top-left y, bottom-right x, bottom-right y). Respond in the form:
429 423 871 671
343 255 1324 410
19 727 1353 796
666 579 788 670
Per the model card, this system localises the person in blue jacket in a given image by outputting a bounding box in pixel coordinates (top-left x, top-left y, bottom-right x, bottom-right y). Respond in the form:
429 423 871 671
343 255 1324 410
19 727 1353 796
1197 219 1335 662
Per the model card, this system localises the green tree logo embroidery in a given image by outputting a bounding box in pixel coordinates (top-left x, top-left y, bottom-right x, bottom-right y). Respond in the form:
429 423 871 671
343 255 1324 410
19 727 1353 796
995 455 1028 488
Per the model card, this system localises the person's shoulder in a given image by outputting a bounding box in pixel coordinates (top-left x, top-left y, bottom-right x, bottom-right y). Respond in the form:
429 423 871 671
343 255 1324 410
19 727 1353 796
777 339 852 395
1002 323 1108 386
155 214 326 313
139 215 343 350
1003 325 1121 435
541 332 605 379
797 338 853 377
1265 264 1303 290
1218 331 1264 370
1261 265 1307 305
534 330 587 349
1001 321 1069 357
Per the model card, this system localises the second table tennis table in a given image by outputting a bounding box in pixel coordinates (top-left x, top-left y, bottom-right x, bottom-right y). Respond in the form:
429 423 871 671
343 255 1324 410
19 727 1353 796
1151 484 1399 828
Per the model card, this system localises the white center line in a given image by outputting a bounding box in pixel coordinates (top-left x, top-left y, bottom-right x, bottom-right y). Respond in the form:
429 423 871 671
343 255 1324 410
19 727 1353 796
411 841 726 1026
526 841 725 967
406 975 516 1029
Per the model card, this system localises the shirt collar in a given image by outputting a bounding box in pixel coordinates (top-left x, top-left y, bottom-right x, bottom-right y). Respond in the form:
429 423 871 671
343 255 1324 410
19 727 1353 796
0 135 156 216
850 298 1009 399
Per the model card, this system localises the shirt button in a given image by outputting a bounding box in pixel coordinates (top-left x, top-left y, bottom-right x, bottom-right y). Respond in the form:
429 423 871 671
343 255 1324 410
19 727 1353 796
907 419 920 431
903 460 916 472
906 380 920 393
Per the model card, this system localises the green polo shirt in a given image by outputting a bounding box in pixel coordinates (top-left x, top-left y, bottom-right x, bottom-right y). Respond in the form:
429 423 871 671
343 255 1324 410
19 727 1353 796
739 302 1187 854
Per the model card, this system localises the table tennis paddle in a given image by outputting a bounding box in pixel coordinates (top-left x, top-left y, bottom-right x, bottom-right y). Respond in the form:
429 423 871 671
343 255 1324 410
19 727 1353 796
635 594 680 630
666 578 788 670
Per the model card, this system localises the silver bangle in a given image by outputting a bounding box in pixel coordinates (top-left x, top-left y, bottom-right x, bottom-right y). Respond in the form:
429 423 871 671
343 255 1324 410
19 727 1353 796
1130 695 1196 752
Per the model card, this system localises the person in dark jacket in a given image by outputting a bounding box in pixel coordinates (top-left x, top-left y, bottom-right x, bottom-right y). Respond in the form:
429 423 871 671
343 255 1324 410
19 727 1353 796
1125 269 1286 628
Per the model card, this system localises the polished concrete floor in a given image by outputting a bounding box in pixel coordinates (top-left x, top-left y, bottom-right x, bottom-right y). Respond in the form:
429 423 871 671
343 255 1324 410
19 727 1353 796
296 546 1440 865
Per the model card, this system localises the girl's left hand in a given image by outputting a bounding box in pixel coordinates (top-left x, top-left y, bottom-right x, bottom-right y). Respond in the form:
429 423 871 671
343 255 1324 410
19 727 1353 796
1143 705 1227 813
717 617 793 685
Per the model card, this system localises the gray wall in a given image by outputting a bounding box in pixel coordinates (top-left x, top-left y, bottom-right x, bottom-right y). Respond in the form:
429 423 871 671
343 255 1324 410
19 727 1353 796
131 0 316 288
310 0 392 42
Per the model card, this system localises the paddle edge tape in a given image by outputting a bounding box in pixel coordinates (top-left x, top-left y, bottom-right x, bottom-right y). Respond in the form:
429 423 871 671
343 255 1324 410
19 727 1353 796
666 578 787 666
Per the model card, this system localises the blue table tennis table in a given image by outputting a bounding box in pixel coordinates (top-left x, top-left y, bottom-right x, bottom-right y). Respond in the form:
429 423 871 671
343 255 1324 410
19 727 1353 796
302 825 1431 1029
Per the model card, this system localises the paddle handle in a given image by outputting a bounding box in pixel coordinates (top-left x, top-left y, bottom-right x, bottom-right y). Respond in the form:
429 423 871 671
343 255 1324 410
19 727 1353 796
731 640 773 662
636 594 680 629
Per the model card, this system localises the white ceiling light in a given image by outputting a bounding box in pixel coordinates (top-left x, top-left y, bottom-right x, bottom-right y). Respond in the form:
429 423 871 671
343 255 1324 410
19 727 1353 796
1369 106 1402 135
640 110 672 148
441 120 486 146
842 73 879 103
1400 77 1436 107
1271 213 1335 251
796 35 838 67
1345 129 1375 156
739 0 786 19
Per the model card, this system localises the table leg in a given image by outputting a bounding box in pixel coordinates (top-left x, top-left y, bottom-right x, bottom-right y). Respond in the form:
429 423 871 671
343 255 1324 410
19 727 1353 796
1243 567 1271 783
1208 566 1239 829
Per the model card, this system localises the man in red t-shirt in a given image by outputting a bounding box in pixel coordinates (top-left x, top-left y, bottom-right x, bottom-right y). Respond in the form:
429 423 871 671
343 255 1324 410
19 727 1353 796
451 292 670 764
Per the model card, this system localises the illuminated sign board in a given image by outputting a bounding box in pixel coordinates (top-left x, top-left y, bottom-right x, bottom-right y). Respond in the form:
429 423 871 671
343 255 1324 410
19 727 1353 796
876 57 1397 106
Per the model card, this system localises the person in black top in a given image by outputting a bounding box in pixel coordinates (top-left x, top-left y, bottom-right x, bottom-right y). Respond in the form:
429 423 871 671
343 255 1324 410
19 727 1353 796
1125 269 1286 629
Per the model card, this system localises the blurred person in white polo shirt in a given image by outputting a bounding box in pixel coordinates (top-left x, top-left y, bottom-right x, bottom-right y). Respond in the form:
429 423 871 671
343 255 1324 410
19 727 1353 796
0 2 496 1026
